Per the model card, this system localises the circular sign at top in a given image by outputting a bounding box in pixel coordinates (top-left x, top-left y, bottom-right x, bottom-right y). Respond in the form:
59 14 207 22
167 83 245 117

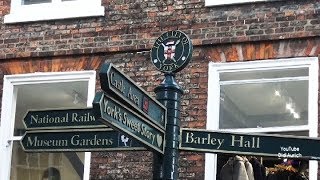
150 30 193 73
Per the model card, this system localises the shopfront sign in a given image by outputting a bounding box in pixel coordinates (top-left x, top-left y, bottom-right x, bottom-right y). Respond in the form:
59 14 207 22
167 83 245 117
23 108 105 130
93 91 165 154
180 128 320 160
99 63 166 130
21 128 144 152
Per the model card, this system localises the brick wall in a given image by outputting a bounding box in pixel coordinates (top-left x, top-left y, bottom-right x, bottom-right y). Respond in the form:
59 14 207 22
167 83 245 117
1 37 319 179
0 0 319 59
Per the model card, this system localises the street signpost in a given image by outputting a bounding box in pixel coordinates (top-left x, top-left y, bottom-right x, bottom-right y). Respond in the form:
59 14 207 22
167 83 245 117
148 30 193 179
18 29 320 180
99 63 166 130
21 128 144 152
93 91 165 154
180 128 320 160
23 108 105 130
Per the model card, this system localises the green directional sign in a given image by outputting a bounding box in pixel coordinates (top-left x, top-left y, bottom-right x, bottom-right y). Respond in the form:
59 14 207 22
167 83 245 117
99 63 166 130
23 108 105 130
93 91 165 154
180 128 320 160
21 128 144 152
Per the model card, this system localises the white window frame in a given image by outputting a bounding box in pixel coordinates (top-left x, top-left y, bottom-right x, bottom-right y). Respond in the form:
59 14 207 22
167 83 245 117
205 0 279 7
205 57 319 180
0 70 96 180
4 0 104 23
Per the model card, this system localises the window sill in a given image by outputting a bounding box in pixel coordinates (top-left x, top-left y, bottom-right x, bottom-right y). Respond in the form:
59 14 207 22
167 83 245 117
4 4 105 24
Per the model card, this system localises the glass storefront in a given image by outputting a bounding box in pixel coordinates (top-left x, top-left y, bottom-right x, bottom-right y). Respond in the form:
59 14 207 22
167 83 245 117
10 142 84 180
206 58 318 180
0 71 95 180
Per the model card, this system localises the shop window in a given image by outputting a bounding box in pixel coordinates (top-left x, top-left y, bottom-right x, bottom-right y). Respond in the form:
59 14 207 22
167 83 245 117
4 0 104 23
0 71 96 180
205 0 280 6
205 57 318 180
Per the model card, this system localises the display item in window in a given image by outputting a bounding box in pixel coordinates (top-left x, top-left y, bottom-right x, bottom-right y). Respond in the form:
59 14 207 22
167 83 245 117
220 155 254 180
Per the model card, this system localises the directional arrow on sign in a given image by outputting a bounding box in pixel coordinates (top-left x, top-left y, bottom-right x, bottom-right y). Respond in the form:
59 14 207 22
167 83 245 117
21 128 144 152
99 63 166 130
93 91 165 154
23 108 105 130
180 128 320 160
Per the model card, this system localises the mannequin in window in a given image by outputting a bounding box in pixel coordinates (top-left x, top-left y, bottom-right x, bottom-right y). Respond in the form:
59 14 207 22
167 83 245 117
42 167 61 180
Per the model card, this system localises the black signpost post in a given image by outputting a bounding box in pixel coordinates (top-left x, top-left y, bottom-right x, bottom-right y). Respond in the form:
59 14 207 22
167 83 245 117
153 74 183 180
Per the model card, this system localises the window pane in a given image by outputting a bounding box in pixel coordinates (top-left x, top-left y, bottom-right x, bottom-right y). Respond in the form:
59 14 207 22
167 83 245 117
10 141 84 180
219 80 308 129
23 0 52 5
14 81 88 136
220 68 308 81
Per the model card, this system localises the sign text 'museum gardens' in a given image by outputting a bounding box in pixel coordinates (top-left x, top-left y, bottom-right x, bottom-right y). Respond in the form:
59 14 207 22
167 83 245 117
21 129 144 152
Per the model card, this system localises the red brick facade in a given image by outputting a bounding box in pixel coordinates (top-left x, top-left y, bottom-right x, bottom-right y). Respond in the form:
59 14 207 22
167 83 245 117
0 0 319 179
0 1 320 59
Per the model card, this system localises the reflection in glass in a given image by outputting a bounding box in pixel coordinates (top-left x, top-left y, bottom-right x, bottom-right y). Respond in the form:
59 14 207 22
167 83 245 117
14 81 88 136
220 67 308 81
10 141 84 180
219 80 308 129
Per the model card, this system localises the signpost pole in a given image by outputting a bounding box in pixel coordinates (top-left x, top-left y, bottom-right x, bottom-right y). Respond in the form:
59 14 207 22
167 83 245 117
154 73 183 180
